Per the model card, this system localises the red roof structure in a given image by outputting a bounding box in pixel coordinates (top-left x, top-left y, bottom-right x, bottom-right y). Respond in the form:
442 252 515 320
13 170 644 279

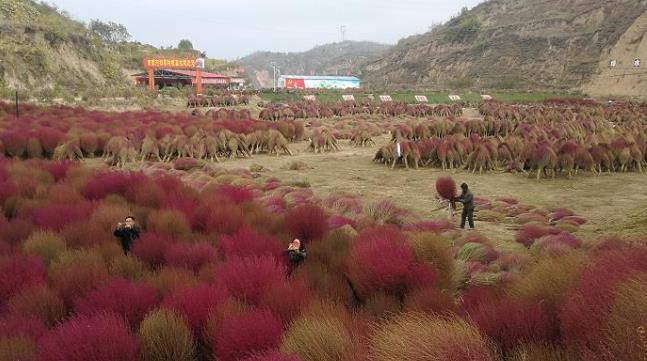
133 69 230 88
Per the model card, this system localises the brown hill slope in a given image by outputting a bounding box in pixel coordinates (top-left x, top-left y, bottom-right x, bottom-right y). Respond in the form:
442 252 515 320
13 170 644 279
362 0 647 97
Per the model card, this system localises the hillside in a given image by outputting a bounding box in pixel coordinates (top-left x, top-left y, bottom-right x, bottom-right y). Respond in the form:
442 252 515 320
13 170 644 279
0 0 223 99
239 41 392 88
362 0 647 97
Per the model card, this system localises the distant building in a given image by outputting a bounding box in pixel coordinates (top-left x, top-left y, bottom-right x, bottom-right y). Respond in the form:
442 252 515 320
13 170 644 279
133 69 230 89
278 75 360 89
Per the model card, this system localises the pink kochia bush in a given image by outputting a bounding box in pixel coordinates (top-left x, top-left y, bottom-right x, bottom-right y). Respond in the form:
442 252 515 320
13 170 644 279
240 352 303 361
162 284 228 336
0 254 47 302
32 202 96 231
435 176 457 200
164 241 218 273
560 246 647 356
38 313 139 361
217 256 286 305
74 278 158 326
469 296 559 352
219 227 283 259
131 232 172 268
214 308 283 361
515 223 561 247
346 226 435 298
285 204 329 241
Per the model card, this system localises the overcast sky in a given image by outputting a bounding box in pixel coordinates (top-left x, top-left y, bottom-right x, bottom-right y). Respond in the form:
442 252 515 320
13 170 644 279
51 0 484 60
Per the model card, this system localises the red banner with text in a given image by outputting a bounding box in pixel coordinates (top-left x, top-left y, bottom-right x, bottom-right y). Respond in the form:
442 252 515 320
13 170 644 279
285 78 305 89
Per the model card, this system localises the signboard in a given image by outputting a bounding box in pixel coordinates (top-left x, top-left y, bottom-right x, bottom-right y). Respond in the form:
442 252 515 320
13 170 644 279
285 78 306 89
415 95 428 103
143 58 197 69
481 94 493 100
379 95 393 102
303 95 316 101
448 94 462 102
342 94 355 101
195 58 205 69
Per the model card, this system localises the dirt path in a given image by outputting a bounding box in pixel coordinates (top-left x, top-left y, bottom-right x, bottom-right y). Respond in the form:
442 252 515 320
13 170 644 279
211 134 647 241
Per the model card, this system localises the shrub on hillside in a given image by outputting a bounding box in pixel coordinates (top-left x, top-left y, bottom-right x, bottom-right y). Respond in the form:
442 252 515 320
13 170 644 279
260 278 312 325
139 308 196 361
0 254 46 302
604 274 647 361
280 313 352 361
82 171 144 200
7 285 66 327
32 202 96 231
0 315 47 342
48 249 110 305
214 308 283 361
0 218 35 246
217 184 255 204
162 284 228 337
515 223 561 247
109 254 148 280
346 228 419 298
368 313 494 361
0 336 38 361
145 267 199 297
285 204 329 241
199 201 246 235
132 232 172 268
125 180 166 208
60 220 112 249
560 247 647 356
146 209 192 239
403 287 458 315
165 241 218 273
407 232 457 291
217 256 286 305
74 278 158 326
38 313 138 361
469 296 559 352
219 227 283 260
22 230 66 265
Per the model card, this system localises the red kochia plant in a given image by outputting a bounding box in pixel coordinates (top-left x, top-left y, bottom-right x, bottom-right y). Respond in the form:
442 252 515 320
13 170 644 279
165 241 218 273
32 202 96 231
260 278 312 325
0 218 35 246
346 227 418 297
74 278 158 326
219 227 283 259
214 308 283 361
82 171 145 200
469 296 559 352
38 313 138 361
515 223 561 247
435 175 457 200
199 200 246 235
560 246 647 356
217 184 255 204
285 204 329 241
162 283 228 337
7 285 66 327
217 256 286 305
1 130 28 157
0 315 47 342
0 254 46 302
131 232 172 268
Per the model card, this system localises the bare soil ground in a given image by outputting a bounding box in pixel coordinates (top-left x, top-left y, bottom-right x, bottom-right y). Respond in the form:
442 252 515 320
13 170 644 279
209 134 647 242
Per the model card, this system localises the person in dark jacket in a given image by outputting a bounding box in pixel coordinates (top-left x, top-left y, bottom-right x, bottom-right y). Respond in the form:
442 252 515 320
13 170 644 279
113 216 140 255
286 238 306 275
453 183 475 229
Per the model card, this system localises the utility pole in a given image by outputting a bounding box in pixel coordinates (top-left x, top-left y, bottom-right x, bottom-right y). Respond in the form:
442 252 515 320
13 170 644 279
272 64 276 92
340 25 346 42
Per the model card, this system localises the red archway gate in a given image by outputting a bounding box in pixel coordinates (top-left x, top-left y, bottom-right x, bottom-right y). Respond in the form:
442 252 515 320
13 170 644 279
143 57 205 94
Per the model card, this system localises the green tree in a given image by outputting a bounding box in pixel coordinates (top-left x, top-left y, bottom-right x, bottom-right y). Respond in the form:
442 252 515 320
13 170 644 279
89 19 131 43
178 40 193 52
